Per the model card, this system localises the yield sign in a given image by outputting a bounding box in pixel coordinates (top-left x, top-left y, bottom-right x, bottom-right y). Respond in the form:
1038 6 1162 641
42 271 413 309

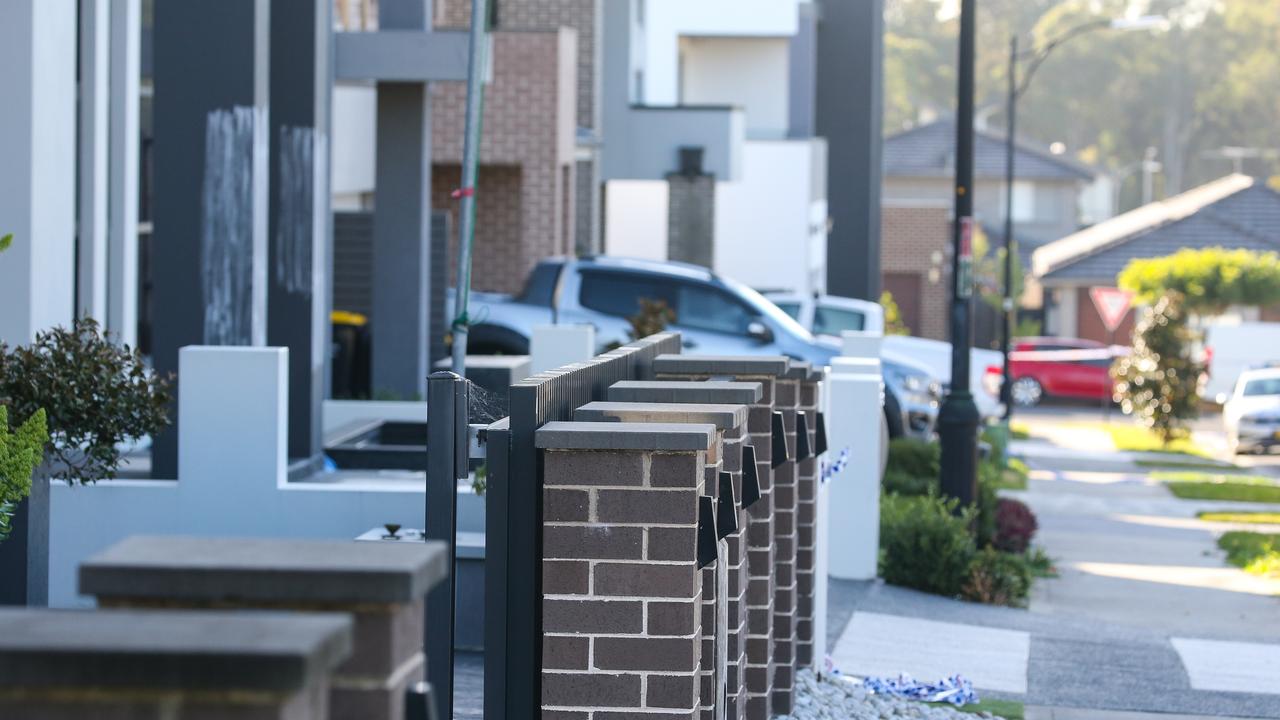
1090 287 1134 333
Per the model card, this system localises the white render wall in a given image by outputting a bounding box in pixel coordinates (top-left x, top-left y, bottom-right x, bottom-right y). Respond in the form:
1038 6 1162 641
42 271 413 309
603 179 670 261
642 0 799 107
0 0 77 344
714 140 827 295
331 82 378 207
679 36 791 138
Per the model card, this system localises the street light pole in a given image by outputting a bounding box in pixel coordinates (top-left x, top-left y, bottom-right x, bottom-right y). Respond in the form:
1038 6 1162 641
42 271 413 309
938 0 980 506
1000 35 1017 421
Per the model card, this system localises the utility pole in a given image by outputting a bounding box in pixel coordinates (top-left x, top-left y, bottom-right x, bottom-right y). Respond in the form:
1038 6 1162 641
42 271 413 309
450 0 490 377
1000 34 1017 421
938 0 980 506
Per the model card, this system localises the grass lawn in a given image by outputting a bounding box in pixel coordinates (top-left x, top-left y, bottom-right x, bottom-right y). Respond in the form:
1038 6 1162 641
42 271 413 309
1135 457 1241 471
928 699 1024 719
1105 424 1212 457
1009 421 1032 440
1198 511 1280 524
988 459 1031 491
1151 471 1280 503
1217 531 1280 578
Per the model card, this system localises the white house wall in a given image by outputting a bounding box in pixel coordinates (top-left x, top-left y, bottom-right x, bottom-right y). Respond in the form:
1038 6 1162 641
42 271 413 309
715 140 826 295
603 179 670 261
642 0 799 106
679 36 791 138
331 82 378 207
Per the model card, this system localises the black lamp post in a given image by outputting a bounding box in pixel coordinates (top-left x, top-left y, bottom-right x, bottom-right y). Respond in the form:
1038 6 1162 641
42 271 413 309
1000 15 1166 419
938 0 980 505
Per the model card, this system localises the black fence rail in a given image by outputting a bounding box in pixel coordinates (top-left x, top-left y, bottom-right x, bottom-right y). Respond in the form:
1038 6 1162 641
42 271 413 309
484 332 683 720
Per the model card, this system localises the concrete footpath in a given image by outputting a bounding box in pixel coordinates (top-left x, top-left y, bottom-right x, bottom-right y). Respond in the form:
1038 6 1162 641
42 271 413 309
826 420 1280 719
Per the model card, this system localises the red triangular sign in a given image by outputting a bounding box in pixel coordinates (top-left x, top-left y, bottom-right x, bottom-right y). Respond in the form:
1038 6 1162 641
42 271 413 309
1090 287 1134 333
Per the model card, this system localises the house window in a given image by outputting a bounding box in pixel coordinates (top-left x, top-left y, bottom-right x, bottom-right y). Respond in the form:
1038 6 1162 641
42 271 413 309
1011 181 1035 222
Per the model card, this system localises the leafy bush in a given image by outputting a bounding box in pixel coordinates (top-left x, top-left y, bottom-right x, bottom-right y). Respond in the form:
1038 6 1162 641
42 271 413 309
627 298 676 341
883 466 937 496
962 547 1033 607
1112 292 1201 445
0 406 48 543
994 498 1038 553
0 317 173 484
880 291 910 336
886 437 940 480
1119 247 1280 315
879 493 977 597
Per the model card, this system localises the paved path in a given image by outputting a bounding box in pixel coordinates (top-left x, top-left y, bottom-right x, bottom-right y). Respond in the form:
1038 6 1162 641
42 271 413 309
826 417 1280 718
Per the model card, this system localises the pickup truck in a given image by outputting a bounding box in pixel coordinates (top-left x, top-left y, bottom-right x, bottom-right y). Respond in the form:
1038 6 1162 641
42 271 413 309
458 256 939 440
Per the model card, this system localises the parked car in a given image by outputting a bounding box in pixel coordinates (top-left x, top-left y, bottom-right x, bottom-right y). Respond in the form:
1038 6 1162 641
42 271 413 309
459 256 938 441
1203 322 1280 403
1006 338 1125 407
1223 367 1280 455
766 292 1002 420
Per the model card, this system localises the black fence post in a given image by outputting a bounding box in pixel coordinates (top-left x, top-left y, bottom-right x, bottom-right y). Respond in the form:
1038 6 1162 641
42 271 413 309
426 371 467 720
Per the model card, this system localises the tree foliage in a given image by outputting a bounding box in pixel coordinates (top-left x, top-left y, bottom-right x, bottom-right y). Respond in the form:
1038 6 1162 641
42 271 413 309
0 406 48 543
627 298 676 341
1111 291 1201 444
1118 247 1280 314
880 291 911 336
884 0 1280 204
0 317 173 485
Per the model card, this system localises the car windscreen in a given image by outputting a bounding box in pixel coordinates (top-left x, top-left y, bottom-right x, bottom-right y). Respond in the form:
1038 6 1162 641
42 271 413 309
814 305 866 334
719 277 816 341
1242 377 1280 397
774 302 802 320
578 270 677 317
518 261 563 306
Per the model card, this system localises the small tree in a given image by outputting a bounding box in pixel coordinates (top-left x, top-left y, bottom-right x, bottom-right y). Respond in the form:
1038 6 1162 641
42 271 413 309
0 317 173 485
1111 292 1202 444
0 406 48 542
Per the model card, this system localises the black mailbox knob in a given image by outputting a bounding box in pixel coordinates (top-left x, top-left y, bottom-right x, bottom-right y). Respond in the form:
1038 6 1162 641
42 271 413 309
771 410 790 468
815 411 829 455
795 411 812 461
741 443 762 508
717 471 739 538
697 495 718 569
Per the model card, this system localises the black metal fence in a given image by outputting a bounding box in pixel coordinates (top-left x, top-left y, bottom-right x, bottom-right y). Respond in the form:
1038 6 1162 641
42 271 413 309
484 332 683 720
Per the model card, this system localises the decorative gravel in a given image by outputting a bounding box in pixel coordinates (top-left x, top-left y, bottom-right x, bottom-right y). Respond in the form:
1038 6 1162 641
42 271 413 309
781 669 1007 720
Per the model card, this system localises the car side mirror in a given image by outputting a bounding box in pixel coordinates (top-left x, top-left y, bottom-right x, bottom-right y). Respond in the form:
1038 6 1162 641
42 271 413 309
747 321 773 344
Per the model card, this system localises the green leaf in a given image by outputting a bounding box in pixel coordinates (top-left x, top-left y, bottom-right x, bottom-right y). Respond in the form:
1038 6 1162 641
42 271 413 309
0 234 12 252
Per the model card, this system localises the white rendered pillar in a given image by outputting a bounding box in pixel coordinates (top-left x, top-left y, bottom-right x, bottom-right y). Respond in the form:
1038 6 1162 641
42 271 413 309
826 357 884 580
78 0 110 322
531 324 596 374
0 0 77 344
842 329 883 359
813 369 830 669
107 0 141 347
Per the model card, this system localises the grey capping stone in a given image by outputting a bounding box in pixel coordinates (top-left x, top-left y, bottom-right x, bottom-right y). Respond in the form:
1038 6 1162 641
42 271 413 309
608 380 763 405
574 401 747 430
535 422 715 452
652 354 791 378
0 608 351 691
784 361 813 380
80 536 449 605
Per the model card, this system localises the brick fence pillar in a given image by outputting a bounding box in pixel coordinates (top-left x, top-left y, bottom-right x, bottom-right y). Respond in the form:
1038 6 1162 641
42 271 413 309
769 364 804 715
644 358 792 720
0 608 352 719
536 421 718 720
575 400 750 720
795 368 823 668
80 537 448 720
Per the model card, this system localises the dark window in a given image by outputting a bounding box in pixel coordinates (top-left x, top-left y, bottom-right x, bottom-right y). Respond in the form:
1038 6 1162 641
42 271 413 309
579 271 675 318
1243 378 1280 397
814 306 866 335
774 302 802 321
675 283 758 335
518 261 563 307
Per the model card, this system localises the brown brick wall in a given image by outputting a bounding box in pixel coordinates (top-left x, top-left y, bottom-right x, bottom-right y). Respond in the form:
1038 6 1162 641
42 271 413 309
542 448 707 718
881 205 951 340
431 29 577 293
794 380 819 669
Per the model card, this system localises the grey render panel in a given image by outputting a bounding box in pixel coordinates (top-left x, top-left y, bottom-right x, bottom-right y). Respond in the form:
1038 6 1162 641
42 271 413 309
335 29 470 82
884 118 1096 182
599 0 742 181
0 608 351 691
535 421 716 451
608 380 764 405
652 354 790 378
80 536 449 604
574 401 748 430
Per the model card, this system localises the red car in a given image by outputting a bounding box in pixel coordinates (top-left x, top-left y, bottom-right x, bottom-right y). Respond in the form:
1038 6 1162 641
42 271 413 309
1004 337 1124 407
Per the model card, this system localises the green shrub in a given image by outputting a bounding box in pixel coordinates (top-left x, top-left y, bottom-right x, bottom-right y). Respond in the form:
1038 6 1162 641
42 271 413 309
973 479 999 549
886 437 940 479
879 493 976 597
962 547 1033 607
1111 292 1202 445
883 466 937 496
0 406 48 543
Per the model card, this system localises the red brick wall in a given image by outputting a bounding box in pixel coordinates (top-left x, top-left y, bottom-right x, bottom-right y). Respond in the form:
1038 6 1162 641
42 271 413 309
881 205 951 340
431 29 577 293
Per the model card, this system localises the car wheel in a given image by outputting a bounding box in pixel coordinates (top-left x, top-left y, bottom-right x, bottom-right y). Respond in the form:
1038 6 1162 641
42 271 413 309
1010 377 1043 407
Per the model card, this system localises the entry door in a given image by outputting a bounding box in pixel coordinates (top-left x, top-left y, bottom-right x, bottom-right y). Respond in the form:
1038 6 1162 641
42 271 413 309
883 272 923 336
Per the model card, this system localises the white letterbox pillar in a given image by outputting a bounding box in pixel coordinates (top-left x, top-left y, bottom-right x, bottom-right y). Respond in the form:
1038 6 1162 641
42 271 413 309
825 356 883 580
531 324 596 374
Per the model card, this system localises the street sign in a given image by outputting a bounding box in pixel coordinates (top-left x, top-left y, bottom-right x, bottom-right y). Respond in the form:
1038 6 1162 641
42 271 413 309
1090 287 1134 333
